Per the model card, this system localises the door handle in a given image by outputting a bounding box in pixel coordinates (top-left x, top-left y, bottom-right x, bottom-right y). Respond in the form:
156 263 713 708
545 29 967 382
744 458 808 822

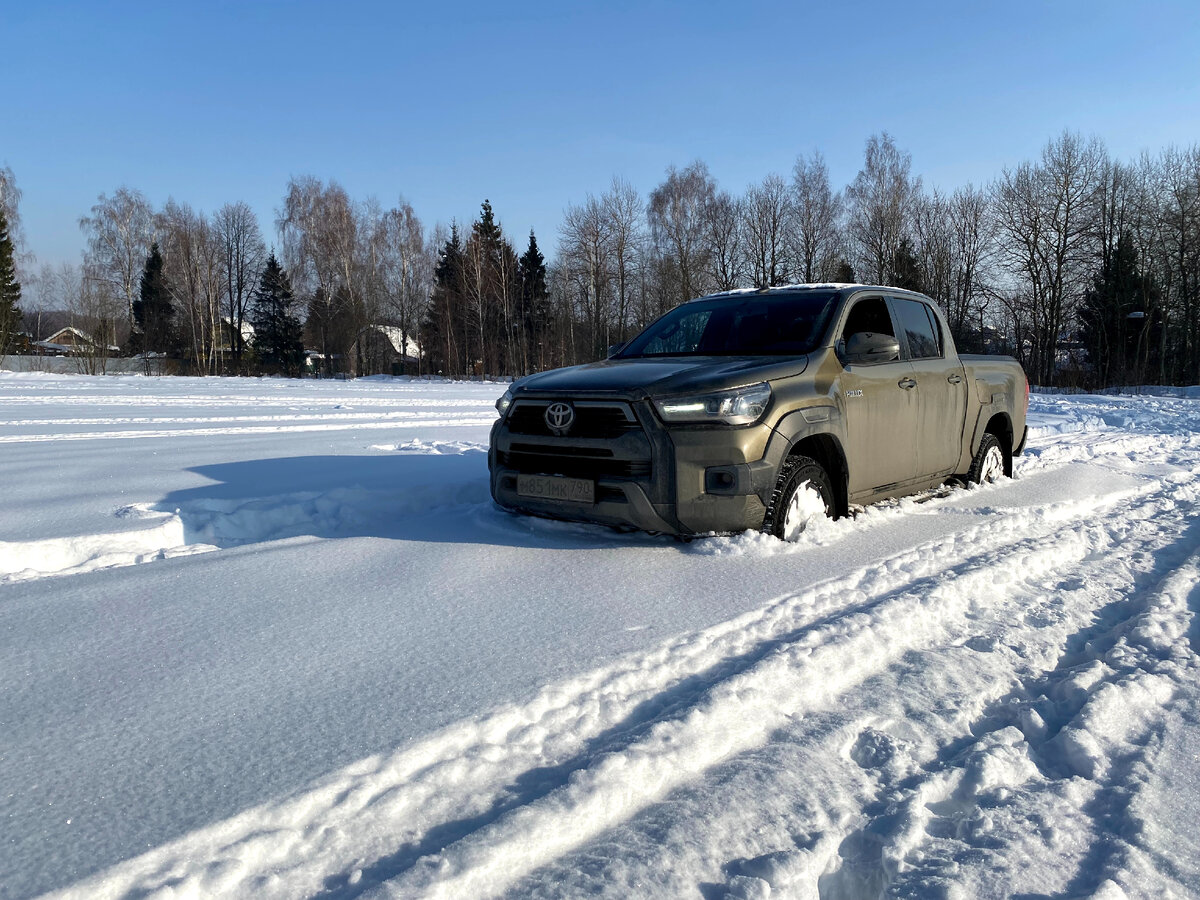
898 377 917 390
947 373 963 384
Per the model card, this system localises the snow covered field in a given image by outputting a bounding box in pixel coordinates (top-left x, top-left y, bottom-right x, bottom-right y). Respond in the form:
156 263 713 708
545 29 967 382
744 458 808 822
2 372 1198 900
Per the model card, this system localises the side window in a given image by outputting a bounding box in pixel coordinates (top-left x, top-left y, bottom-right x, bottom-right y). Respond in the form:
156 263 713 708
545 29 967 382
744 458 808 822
891 298 941 359
840 297 895 343
922 304 944 356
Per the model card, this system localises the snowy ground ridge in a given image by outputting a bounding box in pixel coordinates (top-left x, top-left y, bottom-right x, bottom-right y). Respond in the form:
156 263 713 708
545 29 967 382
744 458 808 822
42 465 1195 900
815 488 1200 900
0 505 211 583
2 462 490 585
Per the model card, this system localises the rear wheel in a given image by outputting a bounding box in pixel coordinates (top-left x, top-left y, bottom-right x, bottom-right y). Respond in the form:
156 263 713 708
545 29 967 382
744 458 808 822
764 454 834 541
967 433 1006 484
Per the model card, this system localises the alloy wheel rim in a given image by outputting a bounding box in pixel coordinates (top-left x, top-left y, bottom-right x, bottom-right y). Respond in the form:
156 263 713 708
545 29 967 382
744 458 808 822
782 481 826 541
981 445 1004 482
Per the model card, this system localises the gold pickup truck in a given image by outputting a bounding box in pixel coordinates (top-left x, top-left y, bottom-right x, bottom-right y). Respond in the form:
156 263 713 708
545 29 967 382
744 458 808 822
489 284 1028 540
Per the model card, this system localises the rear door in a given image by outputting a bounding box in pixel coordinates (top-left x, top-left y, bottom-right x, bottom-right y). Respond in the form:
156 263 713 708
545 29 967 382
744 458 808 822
837 295 921 495
889 296 968 476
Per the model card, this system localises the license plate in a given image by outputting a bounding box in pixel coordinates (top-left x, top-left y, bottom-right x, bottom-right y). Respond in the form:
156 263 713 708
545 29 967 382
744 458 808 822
517 474 595 504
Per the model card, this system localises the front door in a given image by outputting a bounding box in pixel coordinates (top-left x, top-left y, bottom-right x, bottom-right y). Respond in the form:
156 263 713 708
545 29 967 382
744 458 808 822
837 296 921 496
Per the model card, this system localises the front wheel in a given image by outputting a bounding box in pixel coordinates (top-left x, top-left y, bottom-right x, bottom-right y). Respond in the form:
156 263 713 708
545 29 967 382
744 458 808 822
763 455 834 541
966 433 1006 484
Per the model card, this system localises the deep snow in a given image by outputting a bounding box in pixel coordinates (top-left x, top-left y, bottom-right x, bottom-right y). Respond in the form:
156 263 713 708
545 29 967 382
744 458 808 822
1 372 1198 900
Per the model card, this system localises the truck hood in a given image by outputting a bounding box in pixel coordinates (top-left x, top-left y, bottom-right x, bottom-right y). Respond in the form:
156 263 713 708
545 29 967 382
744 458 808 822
512 356 809 398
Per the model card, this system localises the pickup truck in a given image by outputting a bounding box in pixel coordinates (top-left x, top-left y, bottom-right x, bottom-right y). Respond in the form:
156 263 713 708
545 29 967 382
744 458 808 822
489 284 1028 540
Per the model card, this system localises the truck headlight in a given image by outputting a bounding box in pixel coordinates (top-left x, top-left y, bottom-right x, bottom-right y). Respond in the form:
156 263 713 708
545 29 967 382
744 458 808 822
495 389 514 417
654 382 772 425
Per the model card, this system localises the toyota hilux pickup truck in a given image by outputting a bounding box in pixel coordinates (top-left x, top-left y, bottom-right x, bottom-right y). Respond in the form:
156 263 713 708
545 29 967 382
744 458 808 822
489 284 1028 540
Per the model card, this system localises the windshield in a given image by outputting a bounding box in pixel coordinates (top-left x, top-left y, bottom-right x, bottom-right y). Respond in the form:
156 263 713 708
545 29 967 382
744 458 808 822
617 292 836 358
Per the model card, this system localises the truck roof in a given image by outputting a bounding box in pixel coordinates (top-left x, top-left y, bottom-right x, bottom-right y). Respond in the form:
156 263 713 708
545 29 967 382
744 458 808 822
689 283 934 303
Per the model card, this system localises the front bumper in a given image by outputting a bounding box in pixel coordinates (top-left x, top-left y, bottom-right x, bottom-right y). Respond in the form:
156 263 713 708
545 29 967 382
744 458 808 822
489 397 772 536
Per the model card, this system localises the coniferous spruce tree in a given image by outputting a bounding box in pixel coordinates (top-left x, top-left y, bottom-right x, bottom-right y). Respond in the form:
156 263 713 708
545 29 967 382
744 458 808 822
423 224 466 377
465 199 516 375
250 253 304 375
1080 231 1160 387
518 229 549 373
888 238 923 293
131 243 175 355
0 209 22 354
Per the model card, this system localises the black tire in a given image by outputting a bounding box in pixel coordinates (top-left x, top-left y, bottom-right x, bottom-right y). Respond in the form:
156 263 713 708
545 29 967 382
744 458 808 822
763 454 834 541
966 433 1006 484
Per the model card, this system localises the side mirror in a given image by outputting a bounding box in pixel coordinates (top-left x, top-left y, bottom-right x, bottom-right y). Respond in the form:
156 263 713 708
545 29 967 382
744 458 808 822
844 332 900 364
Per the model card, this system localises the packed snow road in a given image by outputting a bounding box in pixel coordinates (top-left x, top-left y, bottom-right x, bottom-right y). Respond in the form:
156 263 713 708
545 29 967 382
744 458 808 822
1 374 1198 899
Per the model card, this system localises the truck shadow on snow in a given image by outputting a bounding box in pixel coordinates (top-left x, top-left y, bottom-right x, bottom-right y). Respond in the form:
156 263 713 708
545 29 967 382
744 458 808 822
155 452 674 551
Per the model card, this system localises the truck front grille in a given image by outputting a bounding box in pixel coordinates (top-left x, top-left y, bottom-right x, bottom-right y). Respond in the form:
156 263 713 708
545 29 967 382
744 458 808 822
508 403 639 439
500 400 653 481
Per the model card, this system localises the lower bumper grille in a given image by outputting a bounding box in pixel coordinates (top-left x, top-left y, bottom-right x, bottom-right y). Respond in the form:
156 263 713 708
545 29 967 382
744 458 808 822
499 449 651 479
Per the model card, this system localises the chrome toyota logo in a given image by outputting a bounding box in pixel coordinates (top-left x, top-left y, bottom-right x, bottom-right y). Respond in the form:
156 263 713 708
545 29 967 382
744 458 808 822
544 402 576 435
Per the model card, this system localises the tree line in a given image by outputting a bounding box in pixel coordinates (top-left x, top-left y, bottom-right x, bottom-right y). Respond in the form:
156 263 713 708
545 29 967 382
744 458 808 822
3 131 1200 386
550 134 1200 388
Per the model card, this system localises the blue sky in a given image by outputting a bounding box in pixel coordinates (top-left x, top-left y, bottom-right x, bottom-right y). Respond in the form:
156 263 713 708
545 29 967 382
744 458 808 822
5 0 1199 270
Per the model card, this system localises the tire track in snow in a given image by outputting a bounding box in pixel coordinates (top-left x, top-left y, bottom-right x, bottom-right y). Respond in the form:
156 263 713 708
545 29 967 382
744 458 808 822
371 517 1113 900
366 473 1200 900
45 472 1177 900
500 470 1200 899
814 489 1200 900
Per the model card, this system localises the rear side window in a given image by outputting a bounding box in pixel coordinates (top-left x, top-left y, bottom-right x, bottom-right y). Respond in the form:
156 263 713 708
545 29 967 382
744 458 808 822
891 298 942 359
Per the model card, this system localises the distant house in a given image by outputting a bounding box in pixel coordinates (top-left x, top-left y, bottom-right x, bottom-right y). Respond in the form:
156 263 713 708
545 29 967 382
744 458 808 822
217 318 255 354
349 325 421 376
33 327 118 356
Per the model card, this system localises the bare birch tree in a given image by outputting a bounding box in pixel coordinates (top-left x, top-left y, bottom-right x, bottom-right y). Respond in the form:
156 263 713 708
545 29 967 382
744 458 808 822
992 132 1106 383
0 166 27 271
742 172 792 288
845 133 921 284
704 189 744 292
560 194 614 357
1152 145 1200 382
944 184 996 346
790 151 842 284
159 199 225 372
79 187 155 330
379 199 431 374
214 202 265 372
648 161 717 307
71 262 124 372
602 177 643 338
278 176 362 373
912 190 954 304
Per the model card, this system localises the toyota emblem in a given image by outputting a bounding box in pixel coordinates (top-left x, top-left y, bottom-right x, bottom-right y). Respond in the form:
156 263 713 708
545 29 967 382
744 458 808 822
544 402 576 435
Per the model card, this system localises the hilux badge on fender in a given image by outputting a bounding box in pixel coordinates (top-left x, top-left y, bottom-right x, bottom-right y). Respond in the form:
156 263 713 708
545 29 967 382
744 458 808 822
545 402 576 435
